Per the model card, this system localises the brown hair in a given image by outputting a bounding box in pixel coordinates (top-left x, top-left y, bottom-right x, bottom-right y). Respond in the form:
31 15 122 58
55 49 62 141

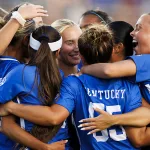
27 25 62 143
78 24 113 64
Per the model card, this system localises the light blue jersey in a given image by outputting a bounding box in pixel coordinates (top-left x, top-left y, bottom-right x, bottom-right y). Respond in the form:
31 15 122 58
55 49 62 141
56 75 142 150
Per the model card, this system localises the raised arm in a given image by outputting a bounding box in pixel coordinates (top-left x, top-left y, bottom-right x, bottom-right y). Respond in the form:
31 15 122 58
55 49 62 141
1 115 66 150
0 102 70 126
0 3 48 55
80 59 136 78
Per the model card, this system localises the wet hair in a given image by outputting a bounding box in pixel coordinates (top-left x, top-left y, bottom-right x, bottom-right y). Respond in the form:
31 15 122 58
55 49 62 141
108 21 134 57
81 9 112 25
0 7 8 18
3 3 35 62
27 25 62 143
51 19 78 34
78 24 113 64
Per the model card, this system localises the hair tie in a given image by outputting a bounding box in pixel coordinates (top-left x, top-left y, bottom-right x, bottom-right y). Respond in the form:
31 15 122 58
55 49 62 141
38 35 49 42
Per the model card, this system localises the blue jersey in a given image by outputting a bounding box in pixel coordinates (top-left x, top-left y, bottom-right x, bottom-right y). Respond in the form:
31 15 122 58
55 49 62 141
0 56 20 150
56 75 142 150
0 56 19 78
0 64 70 149
127 54 150 103
48 69 71 149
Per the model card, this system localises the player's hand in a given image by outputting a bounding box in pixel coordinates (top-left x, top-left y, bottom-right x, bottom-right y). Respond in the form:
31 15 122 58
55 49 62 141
78 107 114 134
18 3 48 20
46 140 67 150
0 101 14 116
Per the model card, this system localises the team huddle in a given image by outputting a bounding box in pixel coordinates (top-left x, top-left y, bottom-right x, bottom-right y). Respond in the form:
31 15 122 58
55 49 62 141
0 2 150 150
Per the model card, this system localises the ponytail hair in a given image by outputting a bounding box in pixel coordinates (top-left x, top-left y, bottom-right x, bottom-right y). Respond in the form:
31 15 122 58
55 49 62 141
27 25 62 143
28 25 62 105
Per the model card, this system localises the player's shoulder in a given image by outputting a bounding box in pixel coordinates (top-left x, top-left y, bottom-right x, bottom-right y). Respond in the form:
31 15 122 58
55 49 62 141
62 75 83 88
63 74 81 82
127 54 150 62
119 78 139 92
6 64 33 79
9 64 25 72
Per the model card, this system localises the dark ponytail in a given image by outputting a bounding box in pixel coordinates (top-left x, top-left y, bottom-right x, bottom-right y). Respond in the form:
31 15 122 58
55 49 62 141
28 26 61 105
26 26 62 144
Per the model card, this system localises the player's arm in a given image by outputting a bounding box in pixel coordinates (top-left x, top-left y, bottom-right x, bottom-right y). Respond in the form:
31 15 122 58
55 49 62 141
78 87 147 134
0 77 76 126
1 115 66 150
0 103 70 126
0 4 48 55
142 97 150 108
78 106 150 134
0 66 70 126
80 59 136 78
125 126 150 148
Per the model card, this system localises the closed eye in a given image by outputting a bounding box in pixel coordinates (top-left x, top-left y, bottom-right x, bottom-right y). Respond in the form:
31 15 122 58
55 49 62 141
134 24 142 31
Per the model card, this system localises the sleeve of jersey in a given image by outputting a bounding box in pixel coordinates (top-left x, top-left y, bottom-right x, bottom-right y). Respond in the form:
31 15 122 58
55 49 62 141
127 55 150 83
0 66 23 104
56 77 78 114
5 61 20 75
124 84 142 113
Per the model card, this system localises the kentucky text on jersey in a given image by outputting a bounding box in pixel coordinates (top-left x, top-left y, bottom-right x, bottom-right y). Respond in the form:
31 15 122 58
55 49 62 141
85 87 126 99
56 75 141 150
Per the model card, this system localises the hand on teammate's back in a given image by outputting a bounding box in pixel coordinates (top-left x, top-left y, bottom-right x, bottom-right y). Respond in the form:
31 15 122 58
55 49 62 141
78 107 114 134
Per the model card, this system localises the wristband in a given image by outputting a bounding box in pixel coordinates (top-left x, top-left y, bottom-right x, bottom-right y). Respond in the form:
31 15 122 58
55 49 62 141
11 11 26 26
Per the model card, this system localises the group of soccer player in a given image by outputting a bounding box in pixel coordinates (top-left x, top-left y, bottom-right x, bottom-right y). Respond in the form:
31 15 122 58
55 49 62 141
0 2 150 150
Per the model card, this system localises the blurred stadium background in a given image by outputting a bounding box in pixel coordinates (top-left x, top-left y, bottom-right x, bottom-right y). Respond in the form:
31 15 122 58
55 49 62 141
0 0 150 26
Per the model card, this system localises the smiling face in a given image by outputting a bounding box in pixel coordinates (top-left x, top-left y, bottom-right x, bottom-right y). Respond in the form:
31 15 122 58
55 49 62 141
130 14 150 55
58 25 82 66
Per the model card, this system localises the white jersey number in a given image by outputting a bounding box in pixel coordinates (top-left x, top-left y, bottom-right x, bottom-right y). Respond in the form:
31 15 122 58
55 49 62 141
89 102 127 142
